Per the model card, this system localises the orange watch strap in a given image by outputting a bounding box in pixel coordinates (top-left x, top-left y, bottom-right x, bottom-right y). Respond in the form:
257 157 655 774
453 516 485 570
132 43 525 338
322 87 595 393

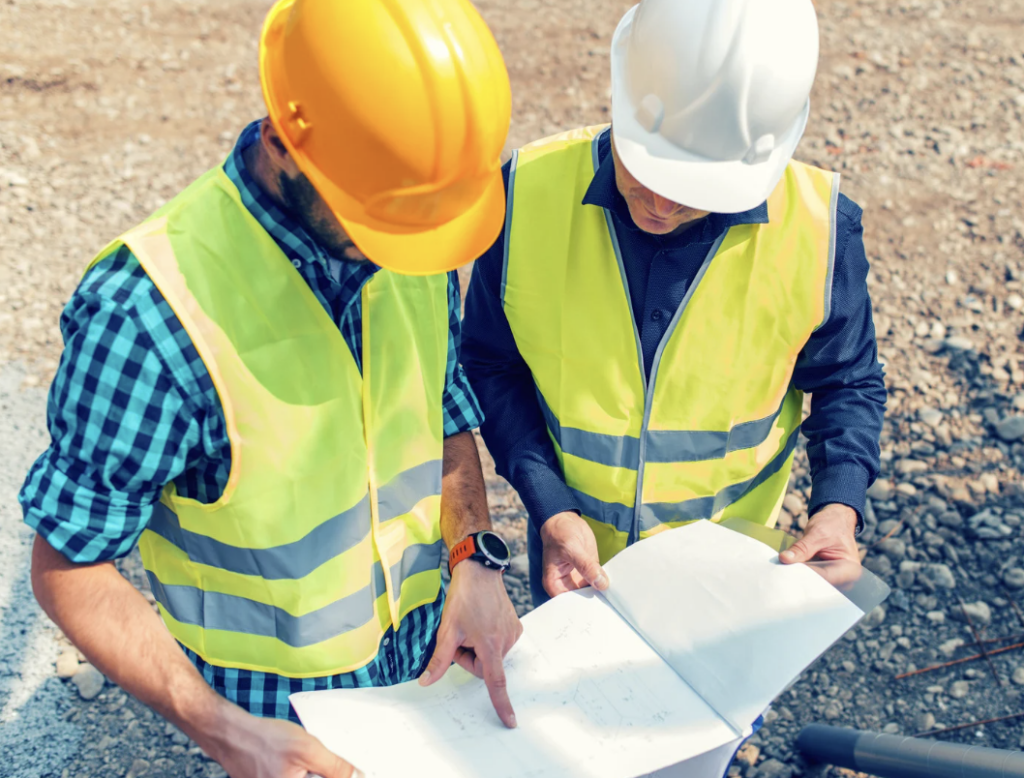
449 534 477 571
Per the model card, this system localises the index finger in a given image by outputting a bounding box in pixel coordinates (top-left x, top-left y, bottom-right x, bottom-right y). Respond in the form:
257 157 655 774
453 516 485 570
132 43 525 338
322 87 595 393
479 643 516 729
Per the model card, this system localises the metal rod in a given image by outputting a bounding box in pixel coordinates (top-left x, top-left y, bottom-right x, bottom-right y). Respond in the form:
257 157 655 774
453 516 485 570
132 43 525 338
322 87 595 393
894 641 1024 680
916 710 1024 738
955 594 1002 686
797 724 1024 778
1004 588 1024 630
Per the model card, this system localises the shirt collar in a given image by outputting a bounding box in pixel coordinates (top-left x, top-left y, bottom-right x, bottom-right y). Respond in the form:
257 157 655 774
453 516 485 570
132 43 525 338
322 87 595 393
581 128 769 241
223 120 380 282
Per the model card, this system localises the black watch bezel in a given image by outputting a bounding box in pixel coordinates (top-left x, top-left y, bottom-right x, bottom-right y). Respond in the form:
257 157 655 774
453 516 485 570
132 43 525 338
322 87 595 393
470 530 511 572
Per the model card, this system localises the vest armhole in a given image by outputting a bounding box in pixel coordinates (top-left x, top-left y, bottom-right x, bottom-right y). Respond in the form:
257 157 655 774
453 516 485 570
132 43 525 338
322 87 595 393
500 149 520 310
814 171 842 332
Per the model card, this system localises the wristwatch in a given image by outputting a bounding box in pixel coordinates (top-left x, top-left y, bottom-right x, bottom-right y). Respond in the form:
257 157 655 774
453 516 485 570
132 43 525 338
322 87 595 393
448 530 511 574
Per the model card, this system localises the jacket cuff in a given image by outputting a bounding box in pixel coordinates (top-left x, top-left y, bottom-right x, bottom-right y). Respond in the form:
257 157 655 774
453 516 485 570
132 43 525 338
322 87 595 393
808 464 870 534
511 461 581 533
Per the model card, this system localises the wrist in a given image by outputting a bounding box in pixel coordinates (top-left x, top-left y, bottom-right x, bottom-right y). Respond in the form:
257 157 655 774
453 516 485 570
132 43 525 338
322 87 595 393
810 503 858 532
183 692 249 762
540 511 581 543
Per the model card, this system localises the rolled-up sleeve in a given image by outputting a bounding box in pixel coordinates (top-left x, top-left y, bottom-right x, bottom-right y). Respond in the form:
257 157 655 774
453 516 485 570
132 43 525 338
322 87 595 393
20 250 214 563
794 194 887 520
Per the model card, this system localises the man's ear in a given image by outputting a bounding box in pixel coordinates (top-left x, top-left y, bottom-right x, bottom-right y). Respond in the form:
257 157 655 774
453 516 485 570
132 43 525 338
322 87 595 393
260 118 302 177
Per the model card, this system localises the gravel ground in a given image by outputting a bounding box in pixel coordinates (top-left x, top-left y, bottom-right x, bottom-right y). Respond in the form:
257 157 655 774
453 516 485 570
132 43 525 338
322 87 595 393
3 0 1024 776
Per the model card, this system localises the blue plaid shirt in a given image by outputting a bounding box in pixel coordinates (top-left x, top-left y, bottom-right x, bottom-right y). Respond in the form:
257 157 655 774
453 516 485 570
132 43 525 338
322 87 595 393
20 120 483 721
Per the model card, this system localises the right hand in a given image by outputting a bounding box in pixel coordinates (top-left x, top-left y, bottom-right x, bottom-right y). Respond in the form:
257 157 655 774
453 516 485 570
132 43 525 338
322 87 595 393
205 705 362 778
539 512 610 598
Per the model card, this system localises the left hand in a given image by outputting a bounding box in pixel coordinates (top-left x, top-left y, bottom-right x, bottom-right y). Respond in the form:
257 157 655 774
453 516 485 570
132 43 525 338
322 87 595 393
779 503 862 586
419 560 523 728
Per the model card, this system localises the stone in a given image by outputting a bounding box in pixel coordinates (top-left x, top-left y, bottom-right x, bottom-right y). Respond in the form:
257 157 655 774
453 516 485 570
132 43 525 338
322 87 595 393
914 712 936 732
782 493 806 516
896 483 918 498
882 723 901 734
921 563 956 589
1004 568 1024 590
863 605 887 628
995 416 1024 441
937 511 963 528
735 743 760 767
918 407 944 428
55 649 79 680
877 538 907 560
896 459 929 475
1013 667 1024 686
939 638 965 657
950 680 970 699
126 758 151 778
1009 294 1024 311
754 758 791 778
944 336 975 351
864 554 893 577
72 663 105 701
867 480 895 501
509 554 530 580
927 610 946 625
878 519 902 537
950 601 992 627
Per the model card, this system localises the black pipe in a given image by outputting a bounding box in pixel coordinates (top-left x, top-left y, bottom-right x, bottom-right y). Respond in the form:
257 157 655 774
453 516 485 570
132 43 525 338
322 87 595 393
796 724 1024 778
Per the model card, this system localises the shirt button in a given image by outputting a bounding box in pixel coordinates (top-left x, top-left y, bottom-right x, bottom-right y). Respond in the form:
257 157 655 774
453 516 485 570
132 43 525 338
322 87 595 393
651 309 663 321
291 259 302 268
383 637 390 647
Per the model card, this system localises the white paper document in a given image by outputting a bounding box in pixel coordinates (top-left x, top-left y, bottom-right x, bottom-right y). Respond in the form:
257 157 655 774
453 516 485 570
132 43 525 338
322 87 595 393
290 521 871 778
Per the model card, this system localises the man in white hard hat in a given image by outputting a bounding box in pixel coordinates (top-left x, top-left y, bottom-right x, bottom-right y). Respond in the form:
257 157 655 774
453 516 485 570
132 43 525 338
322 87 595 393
463 0 887 608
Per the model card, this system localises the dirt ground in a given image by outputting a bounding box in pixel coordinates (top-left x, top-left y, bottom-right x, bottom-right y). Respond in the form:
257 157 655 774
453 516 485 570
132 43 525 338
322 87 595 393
3 0 1024 776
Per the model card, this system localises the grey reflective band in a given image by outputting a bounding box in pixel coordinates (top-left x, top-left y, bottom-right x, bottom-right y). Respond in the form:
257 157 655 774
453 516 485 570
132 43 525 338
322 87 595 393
148 460 442 580
500 149 520 308
571 427 800 534
377 459 443 524
814 171 841 332
537 386 787 468
148 540 444 649
639 426 801 531
536 388 641 469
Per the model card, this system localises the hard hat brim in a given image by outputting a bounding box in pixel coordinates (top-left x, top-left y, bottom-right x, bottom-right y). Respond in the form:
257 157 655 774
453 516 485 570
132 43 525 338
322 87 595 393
610 6 812 215
337 169 507 276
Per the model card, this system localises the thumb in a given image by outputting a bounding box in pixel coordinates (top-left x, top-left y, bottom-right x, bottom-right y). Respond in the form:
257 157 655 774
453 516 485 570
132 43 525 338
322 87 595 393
302 736 362 778
567 541 609 591
779 534 825 565
419 624 458 687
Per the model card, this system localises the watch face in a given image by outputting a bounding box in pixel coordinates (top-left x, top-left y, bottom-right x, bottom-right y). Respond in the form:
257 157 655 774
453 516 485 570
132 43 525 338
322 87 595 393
478 531 510 564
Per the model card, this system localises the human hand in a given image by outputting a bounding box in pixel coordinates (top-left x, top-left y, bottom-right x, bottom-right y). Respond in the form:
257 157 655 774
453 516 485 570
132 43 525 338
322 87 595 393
203 701 362 778
419 558 523 728
779 503 862 586
539 512 609 598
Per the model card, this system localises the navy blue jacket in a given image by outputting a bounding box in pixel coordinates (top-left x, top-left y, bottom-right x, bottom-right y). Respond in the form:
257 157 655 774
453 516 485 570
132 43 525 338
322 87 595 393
463 129 887 529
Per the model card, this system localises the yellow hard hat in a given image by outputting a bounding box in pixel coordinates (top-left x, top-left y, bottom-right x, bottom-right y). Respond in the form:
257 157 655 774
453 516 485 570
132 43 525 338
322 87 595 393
259 0 512 275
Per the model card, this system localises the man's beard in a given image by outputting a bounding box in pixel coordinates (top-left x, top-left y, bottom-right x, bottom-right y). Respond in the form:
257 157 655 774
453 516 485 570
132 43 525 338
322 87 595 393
278 171 364 262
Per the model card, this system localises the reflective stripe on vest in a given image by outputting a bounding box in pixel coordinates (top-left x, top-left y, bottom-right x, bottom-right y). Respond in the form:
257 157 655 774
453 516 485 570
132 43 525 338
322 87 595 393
503 126 836 563
86 167 448 677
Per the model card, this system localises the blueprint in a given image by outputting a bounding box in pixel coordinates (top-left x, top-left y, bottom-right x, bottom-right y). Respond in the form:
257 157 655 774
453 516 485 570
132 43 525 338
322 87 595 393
290 521 875 778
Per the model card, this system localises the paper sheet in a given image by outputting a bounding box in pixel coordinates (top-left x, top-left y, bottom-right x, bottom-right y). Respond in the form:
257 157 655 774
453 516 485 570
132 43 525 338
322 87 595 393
290 521 868 778
601 521 865 731
291 589 739 778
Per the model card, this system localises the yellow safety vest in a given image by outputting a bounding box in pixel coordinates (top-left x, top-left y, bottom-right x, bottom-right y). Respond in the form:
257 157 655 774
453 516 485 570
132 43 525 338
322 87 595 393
86 167 449 677
503 126 838 564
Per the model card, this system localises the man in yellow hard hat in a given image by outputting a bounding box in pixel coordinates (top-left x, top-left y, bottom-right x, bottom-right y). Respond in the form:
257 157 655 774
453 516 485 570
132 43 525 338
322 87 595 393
23 1 520 776
463 0 887 614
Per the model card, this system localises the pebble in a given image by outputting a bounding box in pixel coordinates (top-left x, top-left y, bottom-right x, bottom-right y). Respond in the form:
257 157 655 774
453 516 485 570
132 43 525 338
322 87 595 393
126 758 151 778
864 554 893 577
994 416 1024 441
509 553 530 580
877 538 907 560
754 758 791 778
921 563 956 590
71 663 105 701
950 680 970 699
927 611 946 625
895 483 918 498
1014 667 1024 686
950 601 992 627
862 605 887 628
918 407 943 428
55 649 80 680
895 459 928 475
914 712 936 732
735 744 760 767
937 511 963 528
867 480 894 501
943 336 974 351
1004 568 1024 590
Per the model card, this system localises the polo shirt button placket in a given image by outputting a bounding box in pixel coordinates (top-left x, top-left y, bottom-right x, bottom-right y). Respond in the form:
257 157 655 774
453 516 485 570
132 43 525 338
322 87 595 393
651 309 663 321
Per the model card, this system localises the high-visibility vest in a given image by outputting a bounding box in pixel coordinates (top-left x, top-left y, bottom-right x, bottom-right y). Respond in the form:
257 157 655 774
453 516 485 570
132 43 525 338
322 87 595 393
502 126 838 564
86 167 449 677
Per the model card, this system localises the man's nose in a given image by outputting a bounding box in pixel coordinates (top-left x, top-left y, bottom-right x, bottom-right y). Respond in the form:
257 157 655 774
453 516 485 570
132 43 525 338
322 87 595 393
650 194 681 218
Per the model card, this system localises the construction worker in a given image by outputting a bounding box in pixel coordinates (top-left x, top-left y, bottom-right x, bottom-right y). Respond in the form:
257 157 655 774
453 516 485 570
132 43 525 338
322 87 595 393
23 1 521 776
463 0 887 610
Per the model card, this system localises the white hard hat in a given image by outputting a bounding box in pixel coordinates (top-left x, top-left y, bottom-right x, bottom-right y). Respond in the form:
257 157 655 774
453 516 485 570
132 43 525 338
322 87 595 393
610 0 820 214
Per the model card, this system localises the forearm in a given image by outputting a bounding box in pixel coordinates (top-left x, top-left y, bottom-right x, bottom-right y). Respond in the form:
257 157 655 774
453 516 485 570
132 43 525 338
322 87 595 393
440 431 492 546
30 534 241 757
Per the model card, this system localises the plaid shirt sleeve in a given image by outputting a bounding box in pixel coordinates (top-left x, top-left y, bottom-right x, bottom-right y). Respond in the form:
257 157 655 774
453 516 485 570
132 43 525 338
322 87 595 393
441 271 484 437
19 246 224 564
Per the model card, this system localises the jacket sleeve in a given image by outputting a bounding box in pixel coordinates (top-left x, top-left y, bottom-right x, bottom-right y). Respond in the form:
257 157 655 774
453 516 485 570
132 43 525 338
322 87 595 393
793 193 887 520
461 163 581 530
